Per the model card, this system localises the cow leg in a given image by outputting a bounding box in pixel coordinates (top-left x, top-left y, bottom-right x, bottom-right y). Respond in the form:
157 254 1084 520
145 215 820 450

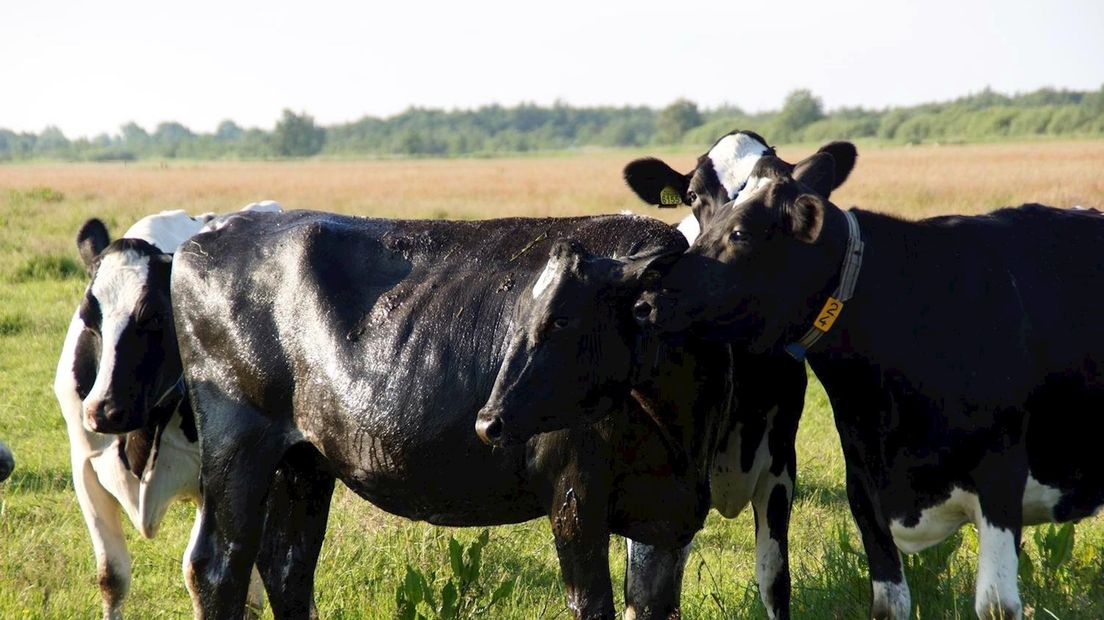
751 465 794 619
72 456 131 620
846 469 910 620
972 480 1025 619
187 403 286 619
185 505 268 618
545 431 615 620
255 444 334 620
623 539 691 620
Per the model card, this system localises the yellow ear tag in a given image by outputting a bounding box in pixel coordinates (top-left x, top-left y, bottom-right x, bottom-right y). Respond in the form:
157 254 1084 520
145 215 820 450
813 297 843 332
659 186 682 206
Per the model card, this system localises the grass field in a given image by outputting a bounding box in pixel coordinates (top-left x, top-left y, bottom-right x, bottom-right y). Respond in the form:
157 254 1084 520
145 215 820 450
1 140 1103 619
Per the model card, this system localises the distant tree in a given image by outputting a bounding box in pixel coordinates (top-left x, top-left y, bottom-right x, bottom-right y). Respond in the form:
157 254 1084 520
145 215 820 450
775 89 825 136
120 122 149 153
152 122 194 157
274 109 325 157
216 120 243 142
35 126 69 154
656 99 703 143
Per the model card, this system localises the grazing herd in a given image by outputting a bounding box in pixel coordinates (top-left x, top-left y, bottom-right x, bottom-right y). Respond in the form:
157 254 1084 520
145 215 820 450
3 130 1098 619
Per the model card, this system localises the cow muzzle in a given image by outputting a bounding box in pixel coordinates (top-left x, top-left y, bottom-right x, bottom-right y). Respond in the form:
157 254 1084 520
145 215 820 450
474 408 506 447
84 400 142 434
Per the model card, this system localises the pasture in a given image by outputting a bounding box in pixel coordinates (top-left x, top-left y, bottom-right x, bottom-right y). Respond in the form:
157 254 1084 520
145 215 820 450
1 140 1103 618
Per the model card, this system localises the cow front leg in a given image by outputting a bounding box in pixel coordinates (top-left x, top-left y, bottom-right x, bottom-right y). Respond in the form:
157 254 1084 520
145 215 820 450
188 413 286 619
623 539 691 619
846 469 910 620
255 444 334 620
751 466 794 620
185 505 268 618
72 456 131 620
972 483 1025 620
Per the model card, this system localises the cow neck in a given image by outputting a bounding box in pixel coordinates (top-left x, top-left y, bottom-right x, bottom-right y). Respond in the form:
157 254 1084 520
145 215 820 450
148 376 186 425
629 388 693 478
783 208 864 361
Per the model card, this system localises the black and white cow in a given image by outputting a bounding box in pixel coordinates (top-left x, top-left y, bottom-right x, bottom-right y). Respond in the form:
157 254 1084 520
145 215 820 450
55 202 279 619
637 144 1104 619
472 132 857 619
171 211 736 619
0 439 12 482
475 241 807 620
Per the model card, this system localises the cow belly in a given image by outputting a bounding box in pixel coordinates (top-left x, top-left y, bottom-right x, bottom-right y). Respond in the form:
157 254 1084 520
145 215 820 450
889 474 1075 553
889 487 976 554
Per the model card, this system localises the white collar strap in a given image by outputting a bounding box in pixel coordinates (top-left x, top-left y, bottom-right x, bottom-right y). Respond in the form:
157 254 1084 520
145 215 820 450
784 209 864 361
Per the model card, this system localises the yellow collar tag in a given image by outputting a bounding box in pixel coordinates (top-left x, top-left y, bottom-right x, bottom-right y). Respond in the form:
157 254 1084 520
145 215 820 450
813 296 844 333
659 186 682 206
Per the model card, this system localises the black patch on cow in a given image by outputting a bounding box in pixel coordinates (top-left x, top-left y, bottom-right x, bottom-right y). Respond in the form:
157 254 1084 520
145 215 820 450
178 392 198 443
73 328 100 400
79 295 102 332
119 428 156 478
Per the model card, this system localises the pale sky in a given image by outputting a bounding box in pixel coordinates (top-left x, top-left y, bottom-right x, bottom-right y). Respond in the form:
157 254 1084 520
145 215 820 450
2 0 1102 138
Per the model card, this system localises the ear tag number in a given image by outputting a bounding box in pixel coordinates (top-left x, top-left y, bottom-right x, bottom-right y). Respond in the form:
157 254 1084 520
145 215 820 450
814 297 843 332
659 186 681 206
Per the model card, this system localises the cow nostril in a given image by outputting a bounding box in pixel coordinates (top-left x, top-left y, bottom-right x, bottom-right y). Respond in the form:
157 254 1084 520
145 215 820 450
633 300 653 323
476 415 504 445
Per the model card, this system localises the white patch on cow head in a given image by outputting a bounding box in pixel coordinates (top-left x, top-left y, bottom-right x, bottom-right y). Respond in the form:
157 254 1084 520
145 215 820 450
532 256 562 299
708 133 770 199
732 176 772 207
676 214 700 244
83 250 152 413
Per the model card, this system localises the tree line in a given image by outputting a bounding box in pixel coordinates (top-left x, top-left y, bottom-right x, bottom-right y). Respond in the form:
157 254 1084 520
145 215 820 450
3 86 1103 162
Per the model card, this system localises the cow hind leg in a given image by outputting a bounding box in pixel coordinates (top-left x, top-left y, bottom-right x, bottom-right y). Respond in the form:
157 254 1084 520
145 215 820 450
751 468 794 620
73 457 132 620
187 400 288 619
623 538 691 620
255 443 335 620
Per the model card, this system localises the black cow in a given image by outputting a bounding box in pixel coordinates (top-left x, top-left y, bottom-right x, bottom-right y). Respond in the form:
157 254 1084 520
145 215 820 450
638 145 1104 619
475 240 807 620
171 211 733 619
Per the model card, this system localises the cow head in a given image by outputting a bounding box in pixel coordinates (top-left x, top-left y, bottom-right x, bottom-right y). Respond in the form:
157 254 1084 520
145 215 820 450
624 130 856 240
75 219 182 434
635 148 855 353
475 240 681 446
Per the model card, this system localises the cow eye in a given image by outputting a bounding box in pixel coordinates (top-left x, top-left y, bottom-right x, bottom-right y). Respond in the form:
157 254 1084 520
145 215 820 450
550 317 569 330
729 229 751 244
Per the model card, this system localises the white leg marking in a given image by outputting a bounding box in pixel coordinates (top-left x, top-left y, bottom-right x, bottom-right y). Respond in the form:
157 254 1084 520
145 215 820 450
872 578 911 619
975 519 1022 620
752 474 789 619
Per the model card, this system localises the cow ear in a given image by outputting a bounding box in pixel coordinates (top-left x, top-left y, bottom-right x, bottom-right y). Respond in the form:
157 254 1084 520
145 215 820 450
787 194 826 244
623 158 690 208
816 141 857 190
76 218 111 273
792 152 837 198
619 245 685 291
550 239 588 275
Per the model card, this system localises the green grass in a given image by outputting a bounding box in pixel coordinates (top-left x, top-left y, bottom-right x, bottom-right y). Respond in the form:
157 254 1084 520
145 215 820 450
1 156 1103 619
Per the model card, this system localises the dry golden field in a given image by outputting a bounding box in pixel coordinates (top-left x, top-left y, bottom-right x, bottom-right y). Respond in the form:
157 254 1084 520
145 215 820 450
2 140 1104 619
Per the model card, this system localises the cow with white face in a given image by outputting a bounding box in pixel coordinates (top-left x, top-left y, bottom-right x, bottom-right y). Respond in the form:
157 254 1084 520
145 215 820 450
55 201 279 620
623 130 857 245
